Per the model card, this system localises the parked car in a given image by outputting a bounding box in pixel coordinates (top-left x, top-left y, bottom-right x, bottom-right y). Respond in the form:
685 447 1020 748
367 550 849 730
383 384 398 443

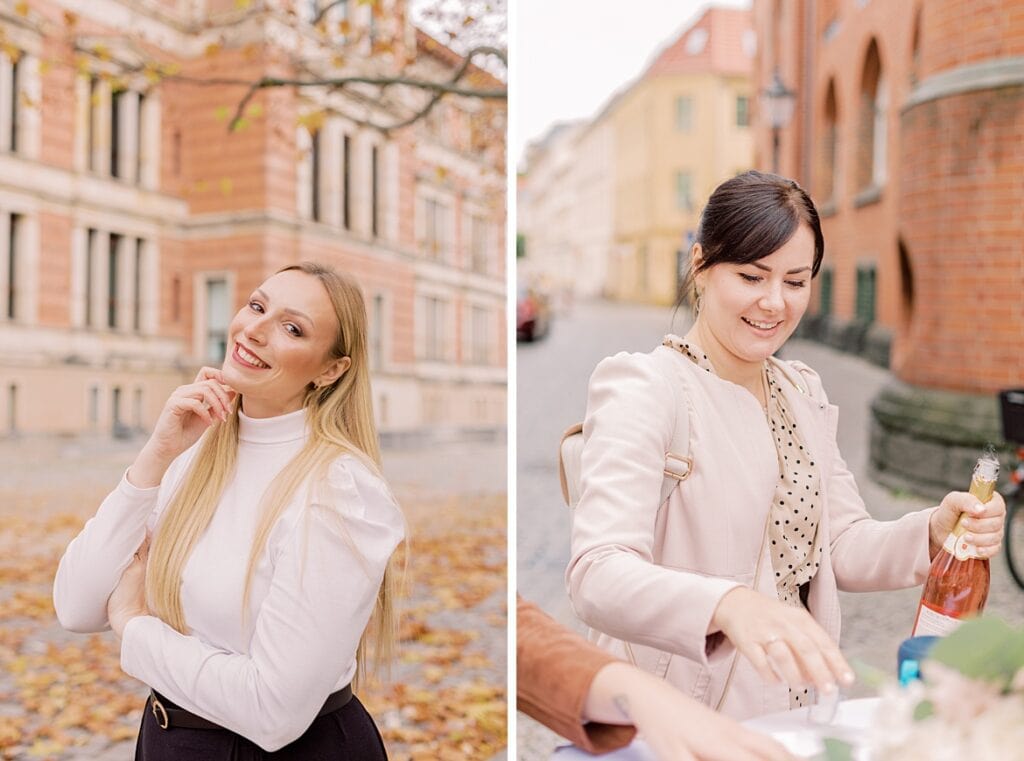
516 284 552 342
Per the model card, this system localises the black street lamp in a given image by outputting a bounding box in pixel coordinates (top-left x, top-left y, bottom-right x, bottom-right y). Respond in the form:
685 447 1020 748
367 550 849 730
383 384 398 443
761 69 797 174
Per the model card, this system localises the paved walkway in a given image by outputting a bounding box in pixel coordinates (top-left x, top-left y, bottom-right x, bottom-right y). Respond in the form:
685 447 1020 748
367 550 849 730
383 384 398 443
0 434 507 760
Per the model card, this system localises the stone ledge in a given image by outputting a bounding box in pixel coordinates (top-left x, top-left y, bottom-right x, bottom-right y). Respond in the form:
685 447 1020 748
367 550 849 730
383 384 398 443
869 379 1013 497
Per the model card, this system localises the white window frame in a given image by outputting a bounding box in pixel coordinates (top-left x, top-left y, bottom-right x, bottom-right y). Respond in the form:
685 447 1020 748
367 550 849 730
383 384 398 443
675 95 694 131
417 188 454 264
193 270 236 362
872 77 888 187
415 290 454 363
367 290 390 371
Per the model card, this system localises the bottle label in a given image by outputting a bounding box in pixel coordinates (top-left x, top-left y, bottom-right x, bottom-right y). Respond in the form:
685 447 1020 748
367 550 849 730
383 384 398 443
942 532 982 561
913 601 962 637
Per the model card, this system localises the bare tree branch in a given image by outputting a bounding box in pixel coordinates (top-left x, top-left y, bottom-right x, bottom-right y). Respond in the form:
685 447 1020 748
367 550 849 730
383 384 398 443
312 0 348 25
226 43 506 132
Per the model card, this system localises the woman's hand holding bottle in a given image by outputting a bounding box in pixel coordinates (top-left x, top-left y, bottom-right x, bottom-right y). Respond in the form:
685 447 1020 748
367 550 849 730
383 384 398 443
711 587 855 695
127 367 237 488
928 489 1006 559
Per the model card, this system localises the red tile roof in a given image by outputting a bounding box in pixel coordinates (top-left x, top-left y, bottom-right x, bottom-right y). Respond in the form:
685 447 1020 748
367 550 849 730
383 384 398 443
644 6 754 79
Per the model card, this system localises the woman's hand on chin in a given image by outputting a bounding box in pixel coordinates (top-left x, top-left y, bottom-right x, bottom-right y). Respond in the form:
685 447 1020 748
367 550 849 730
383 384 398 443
128 367 238 488
108 536 151 639
710 587 855 695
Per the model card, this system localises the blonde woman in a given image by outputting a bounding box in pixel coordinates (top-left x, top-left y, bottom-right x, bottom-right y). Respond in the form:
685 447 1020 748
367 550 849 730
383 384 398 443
54 262 404 759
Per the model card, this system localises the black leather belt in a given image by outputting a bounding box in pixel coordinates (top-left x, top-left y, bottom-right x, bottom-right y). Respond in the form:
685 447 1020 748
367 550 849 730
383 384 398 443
148 684 353 731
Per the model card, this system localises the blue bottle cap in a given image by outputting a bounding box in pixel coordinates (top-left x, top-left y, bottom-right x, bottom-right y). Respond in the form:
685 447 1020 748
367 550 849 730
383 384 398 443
897 635 941 685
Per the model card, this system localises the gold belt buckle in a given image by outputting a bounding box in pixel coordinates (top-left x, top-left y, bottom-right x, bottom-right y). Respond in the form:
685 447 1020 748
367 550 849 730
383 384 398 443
151 696 169 730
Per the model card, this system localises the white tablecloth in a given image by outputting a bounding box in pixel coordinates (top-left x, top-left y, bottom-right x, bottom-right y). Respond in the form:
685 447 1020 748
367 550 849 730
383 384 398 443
550 697 880 760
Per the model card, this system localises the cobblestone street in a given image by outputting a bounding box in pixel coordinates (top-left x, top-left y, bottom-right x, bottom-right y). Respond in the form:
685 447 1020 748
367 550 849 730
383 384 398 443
516 299 1024 760
0 434 506 760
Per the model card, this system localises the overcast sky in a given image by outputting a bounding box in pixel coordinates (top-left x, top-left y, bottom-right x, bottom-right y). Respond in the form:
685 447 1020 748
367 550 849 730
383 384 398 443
513 0 751 164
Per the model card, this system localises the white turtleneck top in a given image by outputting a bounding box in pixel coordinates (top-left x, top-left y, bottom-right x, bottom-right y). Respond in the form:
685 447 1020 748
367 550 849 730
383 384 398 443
52 408 405 752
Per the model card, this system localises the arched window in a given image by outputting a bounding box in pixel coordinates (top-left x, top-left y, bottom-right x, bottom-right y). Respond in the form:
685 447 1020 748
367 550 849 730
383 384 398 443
898 238 915 332
857 39 886 191
821 80 839 203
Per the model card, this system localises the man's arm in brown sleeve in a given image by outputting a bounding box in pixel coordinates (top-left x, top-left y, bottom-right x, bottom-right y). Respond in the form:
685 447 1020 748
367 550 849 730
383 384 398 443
517 596 637 753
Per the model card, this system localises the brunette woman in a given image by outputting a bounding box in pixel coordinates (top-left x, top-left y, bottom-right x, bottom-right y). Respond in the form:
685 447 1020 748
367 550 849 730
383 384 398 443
567 172 1006 719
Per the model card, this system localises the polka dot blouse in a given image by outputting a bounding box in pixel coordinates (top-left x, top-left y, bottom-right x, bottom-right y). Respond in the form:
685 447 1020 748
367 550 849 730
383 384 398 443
664 336 824 709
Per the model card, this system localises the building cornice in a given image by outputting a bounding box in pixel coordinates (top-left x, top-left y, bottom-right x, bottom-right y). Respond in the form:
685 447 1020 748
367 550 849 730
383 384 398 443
904 57 1024 111
0 322 186 370
0 154 188 228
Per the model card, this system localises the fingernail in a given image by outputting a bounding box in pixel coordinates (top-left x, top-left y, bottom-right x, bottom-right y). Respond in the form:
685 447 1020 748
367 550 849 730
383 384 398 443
821 682 836 694
842 671 855 685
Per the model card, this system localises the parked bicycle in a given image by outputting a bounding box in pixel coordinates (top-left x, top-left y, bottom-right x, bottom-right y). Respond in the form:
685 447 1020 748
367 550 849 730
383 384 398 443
999 389 1024 591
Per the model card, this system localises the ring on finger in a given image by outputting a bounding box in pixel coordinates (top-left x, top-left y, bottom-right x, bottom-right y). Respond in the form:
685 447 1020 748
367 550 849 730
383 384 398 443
763 633 780 647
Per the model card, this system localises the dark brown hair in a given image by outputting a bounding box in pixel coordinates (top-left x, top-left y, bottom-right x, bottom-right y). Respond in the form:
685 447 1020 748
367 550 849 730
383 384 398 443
679 170 824 307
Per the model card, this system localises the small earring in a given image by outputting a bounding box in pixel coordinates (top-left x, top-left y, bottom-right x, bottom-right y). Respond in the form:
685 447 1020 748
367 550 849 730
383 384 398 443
694 288 703 313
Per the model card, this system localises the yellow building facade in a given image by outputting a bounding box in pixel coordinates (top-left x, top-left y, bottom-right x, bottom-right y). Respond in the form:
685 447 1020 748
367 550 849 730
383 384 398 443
607 8 754 305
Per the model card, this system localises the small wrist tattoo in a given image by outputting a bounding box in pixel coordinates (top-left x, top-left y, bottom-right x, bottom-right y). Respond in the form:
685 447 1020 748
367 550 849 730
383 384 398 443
612 693 631 720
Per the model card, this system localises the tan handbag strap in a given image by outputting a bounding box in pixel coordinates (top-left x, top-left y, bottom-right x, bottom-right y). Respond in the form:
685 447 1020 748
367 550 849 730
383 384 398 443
558 423 584 506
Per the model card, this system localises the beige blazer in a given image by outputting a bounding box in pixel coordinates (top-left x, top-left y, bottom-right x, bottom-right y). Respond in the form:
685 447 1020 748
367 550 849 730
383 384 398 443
566 344 936 720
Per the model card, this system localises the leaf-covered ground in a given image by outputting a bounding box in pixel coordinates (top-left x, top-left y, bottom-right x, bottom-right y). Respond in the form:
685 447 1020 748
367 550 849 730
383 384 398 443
0 440 506 760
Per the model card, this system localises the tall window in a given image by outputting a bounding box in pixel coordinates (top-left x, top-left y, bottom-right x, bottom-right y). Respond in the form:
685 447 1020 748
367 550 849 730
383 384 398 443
171 274 181 323
6 384 15 434
133 387 144 430
110 90 122 178
136 92 146 183
470 305 490 365
818 269 834 316
111 386 122 434
310 130 321 221
857 39 886 191
855 264 877 323
5 213 20 320
421 296 446 361
133 238 143 332
205 278 230 362
369 293 384 370
422 198 448 261
335 0 350 41
87 77 99 172
735 95 750 127
108 233 120 329
675 171 693 211
371 145 379 237
822 80 839 202
88 385 100 427
85 228 95 327
9 54 19 153
675 96 694 131
341 134 351 230
470 215 489 273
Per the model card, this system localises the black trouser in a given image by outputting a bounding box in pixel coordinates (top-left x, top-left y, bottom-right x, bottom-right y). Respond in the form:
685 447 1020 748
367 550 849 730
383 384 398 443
135 692 388 761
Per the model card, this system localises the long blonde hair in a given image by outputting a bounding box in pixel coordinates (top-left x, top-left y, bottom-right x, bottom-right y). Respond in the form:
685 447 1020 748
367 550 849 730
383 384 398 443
146 262 400 686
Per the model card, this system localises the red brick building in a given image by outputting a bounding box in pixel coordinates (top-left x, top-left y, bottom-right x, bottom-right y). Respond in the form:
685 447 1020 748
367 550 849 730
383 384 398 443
752 0 1024 494
0 0 506 441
